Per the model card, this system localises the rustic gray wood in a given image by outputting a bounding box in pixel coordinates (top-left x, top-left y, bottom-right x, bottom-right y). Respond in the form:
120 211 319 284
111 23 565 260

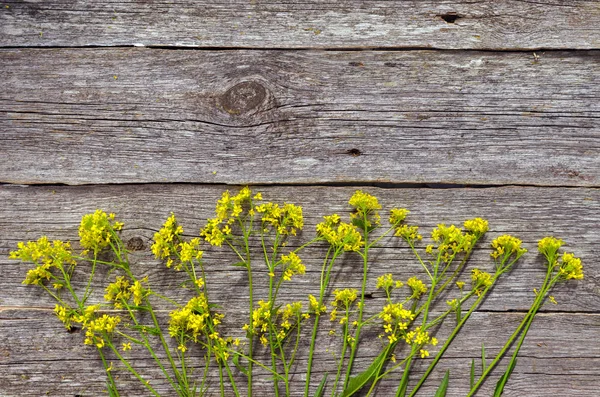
1 308 598 396
0 184 597 395
1 184 597 311
2 49 599 186
1 1 600 49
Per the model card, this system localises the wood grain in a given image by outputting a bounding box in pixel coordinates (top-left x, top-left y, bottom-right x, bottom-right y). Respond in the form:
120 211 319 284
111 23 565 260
2 49 599 186
1 184 597 311
1 184 597 395
1 308 598 396
1 1 600 49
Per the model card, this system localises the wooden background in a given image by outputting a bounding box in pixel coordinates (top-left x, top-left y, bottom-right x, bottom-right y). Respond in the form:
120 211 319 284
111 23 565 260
1 1 599 396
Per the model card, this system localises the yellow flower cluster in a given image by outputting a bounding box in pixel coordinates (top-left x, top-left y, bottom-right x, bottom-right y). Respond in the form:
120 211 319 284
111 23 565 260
216 187 254 220
256 202 304 236
201 187 260 246
407 276 428 298
170 295 236 361
471 269 493 296
130 280 145 306
279 302 305 331
54 304 74 330
308 294 327 315
537 236 564 262
168 295 214 341
316 214 364 251
52 303 123 348
245 300 306 345
104 276 147 308
79 210 123 251
246 300 272 337
404 327 438 358
151 213 184 259
389 208 410 226
348 190 382 228
11 237 75 286
210 334 241 362
69 304 121 348
179 238 203 263
394 224 422 243
491 234 527 261
379 303 415 344
104 276 132 308
431 224 477 262
200 218 228 247
446 299 459 309
558 252 583 280
83 314 122 348
376 273 403 292
280 252 305 281
463 218 489 236
330 289 358 324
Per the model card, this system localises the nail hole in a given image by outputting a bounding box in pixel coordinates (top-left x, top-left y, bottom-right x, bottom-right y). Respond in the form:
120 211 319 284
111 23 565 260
440 13 461 23
347 148 362 157
348 61 364 67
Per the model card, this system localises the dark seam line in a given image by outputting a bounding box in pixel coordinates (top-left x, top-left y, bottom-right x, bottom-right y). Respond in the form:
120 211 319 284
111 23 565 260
0 45 599 52
1 181 599 189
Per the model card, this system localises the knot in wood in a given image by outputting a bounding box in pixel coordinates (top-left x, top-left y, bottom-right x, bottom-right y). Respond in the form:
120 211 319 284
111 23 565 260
126 237 145 251
220 81 267 115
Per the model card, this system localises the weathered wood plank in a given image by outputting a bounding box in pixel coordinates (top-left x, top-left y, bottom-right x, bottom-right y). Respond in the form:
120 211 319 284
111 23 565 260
1 309 598 396
1 1 600 49
1 184 597 313
2 49 599 186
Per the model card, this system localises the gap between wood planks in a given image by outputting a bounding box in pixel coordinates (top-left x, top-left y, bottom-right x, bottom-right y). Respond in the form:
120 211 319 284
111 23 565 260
0 44 597 53
2 306 599 315
2 182 600 190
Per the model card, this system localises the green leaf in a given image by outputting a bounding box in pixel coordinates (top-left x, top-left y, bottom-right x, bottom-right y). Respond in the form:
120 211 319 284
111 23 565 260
434 370 450 397
494 359 517 397
470 359 475 389
351 217 366 231
481 343 487 372
231 261 248 268
314 373 328 397
232 354 248 376
340 349 387 397
455 298 462 323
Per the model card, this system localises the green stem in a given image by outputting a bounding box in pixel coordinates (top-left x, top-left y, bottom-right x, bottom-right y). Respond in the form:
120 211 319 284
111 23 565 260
97 348 120 396
343 212 371 388
466 265 555 397
407 287 491 397
331 307 351 396
107 341 162 397
304 246 336 397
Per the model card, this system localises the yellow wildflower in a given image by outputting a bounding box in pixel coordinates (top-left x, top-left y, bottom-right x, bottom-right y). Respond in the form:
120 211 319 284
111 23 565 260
558 252 583 280
280 252 305 281
491 235 527 261
463 218 489 236
151 213 182 258
308 295 326 315
389 208 410 225
79 210 123 251
471 269 493 296
407 277 428 298
349 190 382 228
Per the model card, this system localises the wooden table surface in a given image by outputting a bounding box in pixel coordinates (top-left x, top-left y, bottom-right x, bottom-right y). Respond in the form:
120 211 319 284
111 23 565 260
1 1 599 396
